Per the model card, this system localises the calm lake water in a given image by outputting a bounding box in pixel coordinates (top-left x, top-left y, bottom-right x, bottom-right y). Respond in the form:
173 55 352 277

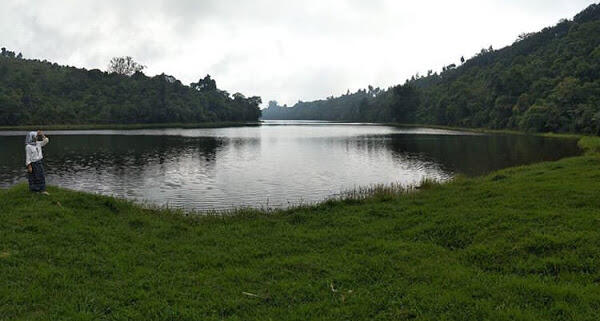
0 121 580 210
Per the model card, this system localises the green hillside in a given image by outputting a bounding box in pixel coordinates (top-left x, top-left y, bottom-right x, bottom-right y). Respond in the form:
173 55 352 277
0 52 262 126
263 3 600 135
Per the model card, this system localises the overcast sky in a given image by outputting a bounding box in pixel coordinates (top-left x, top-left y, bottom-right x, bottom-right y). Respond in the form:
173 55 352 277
2 0 596 106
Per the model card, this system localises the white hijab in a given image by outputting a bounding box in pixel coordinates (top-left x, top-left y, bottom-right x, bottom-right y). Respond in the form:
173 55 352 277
25 131 38 146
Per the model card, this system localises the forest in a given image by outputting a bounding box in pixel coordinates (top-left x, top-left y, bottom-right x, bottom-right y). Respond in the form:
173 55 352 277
0 51 262 125
262 3 600 134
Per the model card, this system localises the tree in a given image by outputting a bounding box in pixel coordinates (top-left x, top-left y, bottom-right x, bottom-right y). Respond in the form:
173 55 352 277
0 47 16 58
191 75 217 92
519 105 559 132
516 32 535 42
391 84 420 122
108 56 145 76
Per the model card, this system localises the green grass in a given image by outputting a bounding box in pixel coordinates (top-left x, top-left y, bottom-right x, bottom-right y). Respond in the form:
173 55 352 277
2 140 600 320
0 121 262 131
577 136 600 155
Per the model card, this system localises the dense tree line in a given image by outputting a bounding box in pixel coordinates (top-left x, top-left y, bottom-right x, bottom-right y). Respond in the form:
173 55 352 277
263 3 600 134
0 52 261 125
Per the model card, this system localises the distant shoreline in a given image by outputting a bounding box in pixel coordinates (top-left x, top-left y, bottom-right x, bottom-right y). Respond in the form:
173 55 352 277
0 121 263 131
260 119 584 139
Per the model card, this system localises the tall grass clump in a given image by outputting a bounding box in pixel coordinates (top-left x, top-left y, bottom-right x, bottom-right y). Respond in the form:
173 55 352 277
336 183 410 202
333 178 443 203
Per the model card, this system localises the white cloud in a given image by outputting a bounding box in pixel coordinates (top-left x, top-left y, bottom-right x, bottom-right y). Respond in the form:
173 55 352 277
0 0 595 106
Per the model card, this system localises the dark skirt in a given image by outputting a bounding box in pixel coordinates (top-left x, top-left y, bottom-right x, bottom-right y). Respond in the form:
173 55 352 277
28 160 46 192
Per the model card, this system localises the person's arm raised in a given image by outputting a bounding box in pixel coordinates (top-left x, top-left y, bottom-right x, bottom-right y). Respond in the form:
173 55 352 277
37 130 49 147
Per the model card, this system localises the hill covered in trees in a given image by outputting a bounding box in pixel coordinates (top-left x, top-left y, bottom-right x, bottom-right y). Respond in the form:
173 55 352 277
263 3 600 134
0 51 261 126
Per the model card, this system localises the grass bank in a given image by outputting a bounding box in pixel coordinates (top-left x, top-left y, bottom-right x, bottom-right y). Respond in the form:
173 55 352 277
2 137 600 320
0 121 262 131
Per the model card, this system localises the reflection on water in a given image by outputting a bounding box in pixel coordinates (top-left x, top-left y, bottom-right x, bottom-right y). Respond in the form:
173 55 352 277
0 121 580 210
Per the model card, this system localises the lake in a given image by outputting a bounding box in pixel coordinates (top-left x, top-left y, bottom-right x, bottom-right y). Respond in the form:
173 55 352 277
0 121 580 210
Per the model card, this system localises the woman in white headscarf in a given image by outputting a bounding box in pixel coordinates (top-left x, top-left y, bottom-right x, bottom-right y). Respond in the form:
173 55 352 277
25 130 49 194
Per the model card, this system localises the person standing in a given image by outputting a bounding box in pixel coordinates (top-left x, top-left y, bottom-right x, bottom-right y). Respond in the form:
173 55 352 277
25 130 49 194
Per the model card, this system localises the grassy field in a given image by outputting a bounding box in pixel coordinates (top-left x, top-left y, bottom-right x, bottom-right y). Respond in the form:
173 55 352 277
0 121 262 131
2 138 600 320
